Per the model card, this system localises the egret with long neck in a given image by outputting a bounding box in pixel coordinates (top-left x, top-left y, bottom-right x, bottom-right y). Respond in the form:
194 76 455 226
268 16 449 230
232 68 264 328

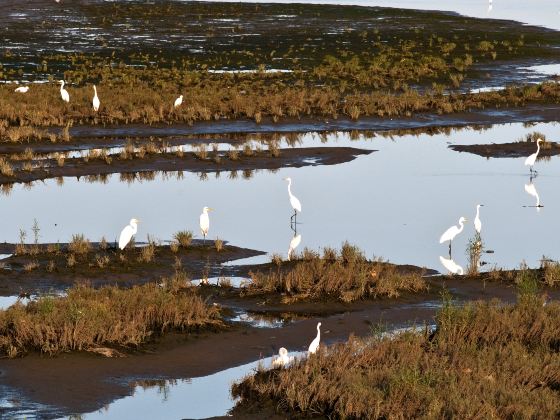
308 322 321 355
474 204 484 234
524 138 542 175
92 85 100 112
439 216 467 256
118 218 139 250
59 80 70 103
199 206 213 245
283 177 302 224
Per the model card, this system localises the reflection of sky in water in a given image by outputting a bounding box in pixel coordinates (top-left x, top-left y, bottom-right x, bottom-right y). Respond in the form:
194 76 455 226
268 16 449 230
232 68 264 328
1 122 560 272
82 354 298 420
199 0 560 31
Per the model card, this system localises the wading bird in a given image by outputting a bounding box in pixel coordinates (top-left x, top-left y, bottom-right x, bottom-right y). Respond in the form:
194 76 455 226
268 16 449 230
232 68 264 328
118 218 139 250
272 347 294 368
308 322 321 355
174 95 183 108
92 85 100 112
283 177 301 223
439 217 467 254
199 206 213 244
59 80 70 103
474 204 484 234
524 138 542 174
14 86 29 93
439 255 464 275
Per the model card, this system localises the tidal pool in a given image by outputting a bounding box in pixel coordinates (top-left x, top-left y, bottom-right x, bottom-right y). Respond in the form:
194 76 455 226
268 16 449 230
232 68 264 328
1 122 559 273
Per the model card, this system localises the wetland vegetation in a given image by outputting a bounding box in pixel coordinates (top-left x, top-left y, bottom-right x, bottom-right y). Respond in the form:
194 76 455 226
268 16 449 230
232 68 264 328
232 291 560 418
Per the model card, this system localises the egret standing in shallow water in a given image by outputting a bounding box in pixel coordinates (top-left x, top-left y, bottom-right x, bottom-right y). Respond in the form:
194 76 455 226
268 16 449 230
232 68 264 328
92 85 100 112
524 138 543 175
118 218 139 250
272 347 294 368
283 177 301 223
59 80 70 103
308 322 321 355
199 206 213 244
174 95 183 108
474 204 484 234
439 216 467 255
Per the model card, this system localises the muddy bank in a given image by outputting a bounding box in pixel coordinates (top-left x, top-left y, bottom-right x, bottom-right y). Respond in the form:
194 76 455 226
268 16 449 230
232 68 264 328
450 140 560 158
0 241 264 296
0 147 372 185
34 102 560 140
1 273 559 419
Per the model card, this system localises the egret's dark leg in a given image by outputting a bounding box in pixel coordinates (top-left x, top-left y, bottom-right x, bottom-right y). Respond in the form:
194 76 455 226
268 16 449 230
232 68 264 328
448 241 452 258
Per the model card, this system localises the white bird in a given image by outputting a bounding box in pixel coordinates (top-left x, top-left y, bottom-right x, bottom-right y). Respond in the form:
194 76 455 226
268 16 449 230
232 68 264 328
271 347 294 368
14 86 29 93
92 85 100 112
283 177 302 222
474 204 484 234
199 206 213 244
524 138 543 174
59 80 70 103
439 256 464 275
488 0 493 13
174 95 183 108
525 182 542 210
287 233 302 261
118 218 139 250
308 322 321 355
439 216 467 254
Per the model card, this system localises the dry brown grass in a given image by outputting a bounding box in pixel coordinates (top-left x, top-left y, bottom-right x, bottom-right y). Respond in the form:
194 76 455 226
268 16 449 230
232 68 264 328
67 234 91 255
244 243 427 302
233 297 560 418
0 278 222 357
173 230 193 248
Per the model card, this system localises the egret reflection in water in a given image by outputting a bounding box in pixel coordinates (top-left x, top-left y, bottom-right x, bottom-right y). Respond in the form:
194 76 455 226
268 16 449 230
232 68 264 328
287 233 302 261
524 179 542 211
439 255 464 275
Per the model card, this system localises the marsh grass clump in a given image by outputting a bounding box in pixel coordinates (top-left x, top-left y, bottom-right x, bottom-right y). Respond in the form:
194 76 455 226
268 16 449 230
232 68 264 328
214 237 224 252
0 281 222 357
138 242 156 263
173 230 193 248
68 234 91 255
233 298 560 418
541 258 560 287
245 243 426 302
465 233 483 275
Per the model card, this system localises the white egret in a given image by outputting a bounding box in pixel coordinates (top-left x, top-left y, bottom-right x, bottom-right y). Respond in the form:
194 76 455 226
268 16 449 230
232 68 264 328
272 347 294 368
59 80 70 103
524 138 542 174
174 95 183 108
14 86 29 93
439 216 467 254
488 0 493 12
92 85 100 112
308 322 321 355
199 206 213 244
474 204 484 234
283 177 301 222
118 218 139 250
439 256 464 275
287 233 302 261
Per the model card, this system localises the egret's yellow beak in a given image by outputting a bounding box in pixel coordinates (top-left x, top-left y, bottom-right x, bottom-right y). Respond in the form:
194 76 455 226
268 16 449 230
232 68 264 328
208 208 214 211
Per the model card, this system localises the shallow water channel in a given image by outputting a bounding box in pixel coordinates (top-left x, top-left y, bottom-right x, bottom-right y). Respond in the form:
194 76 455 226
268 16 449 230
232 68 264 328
2 121 560 274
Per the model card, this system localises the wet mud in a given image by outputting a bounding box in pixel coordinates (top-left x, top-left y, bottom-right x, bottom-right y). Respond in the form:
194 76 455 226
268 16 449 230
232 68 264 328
450 140 560 158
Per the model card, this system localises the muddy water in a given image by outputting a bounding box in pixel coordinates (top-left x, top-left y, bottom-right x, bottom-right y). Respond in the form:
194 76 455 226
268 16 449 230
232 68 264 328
2 122 560 272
